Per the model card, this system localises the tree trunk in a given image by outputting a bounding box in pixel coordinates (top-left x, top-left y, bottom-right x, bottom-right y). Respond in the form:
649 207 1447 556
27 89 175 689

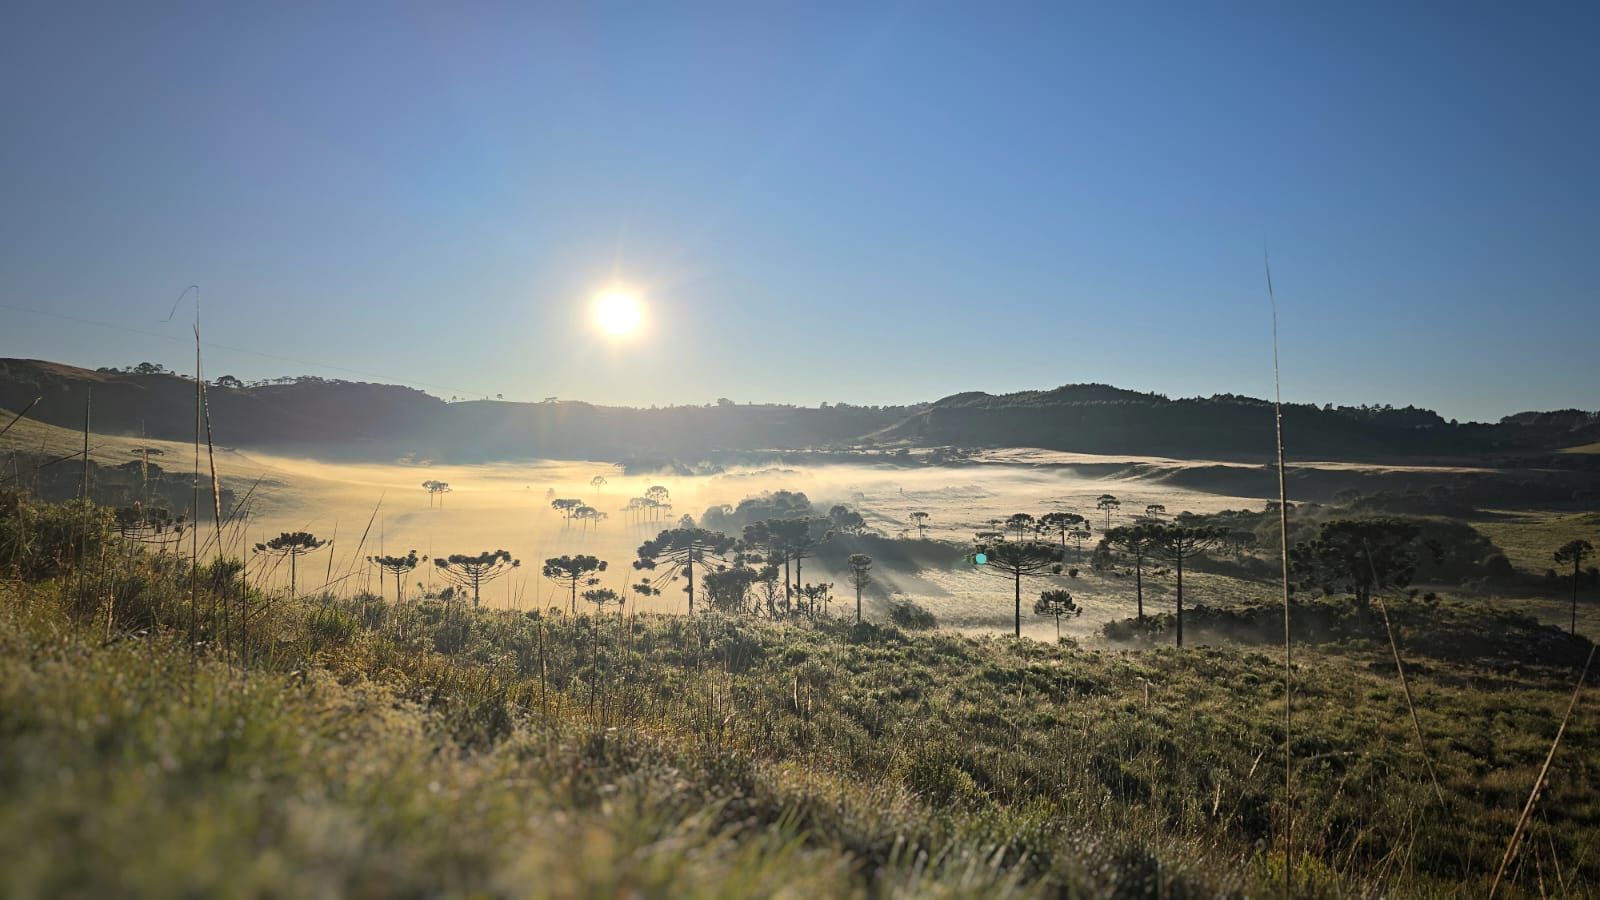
783 557 791 614
1175 553 1184 648
688 553 695 615
1574 558 1582 635
1135 554 1144 622
1014 571 1022 638
856 583 862 624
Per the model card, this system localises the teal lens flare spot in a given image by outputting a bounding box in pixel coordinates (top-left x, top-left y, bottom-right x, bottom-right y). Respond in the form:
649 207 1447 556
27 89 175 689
974 553 987 565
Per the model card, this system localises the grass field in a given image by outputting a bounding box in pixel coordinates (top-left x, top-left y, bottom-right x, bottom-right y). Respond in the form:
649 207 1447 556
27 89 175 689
2 492 1596 897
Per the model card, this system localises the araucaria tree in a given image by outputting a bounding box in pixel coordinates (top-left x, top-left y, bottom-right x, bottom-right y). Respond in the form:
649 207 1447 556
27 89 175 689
367 550 424 607
633 527 737 615
909 510 930 537
590 475 608 492
1553 539 1594 635
975 538 1064 637
433 550 520 608
1288 518 1434 614
1006 513 1036 541
551 498 583 524
847 553 873 624
543 554 608 615
1034 588 1081 641
1147 521 1224 647
772 518 825 602
1099 524 1158 623
1039 511 1088 550
422 480 451 507
254 531 328 599
1095 494 1121 529
1144 503 1167 520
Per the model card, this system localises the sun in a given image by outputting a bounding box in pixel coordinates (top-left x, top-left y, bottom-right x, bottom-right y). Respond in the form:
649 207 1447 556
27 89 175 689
594 291 642 336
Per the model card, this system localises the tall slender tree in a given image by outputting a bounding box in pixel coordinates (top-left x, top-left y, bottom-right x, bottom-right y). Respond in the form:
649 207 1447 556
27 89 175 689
909 510 930 537
771 518 825 602
1099 524 1158 623
974 538 1063 637
1553 539 1594 636
254 531 328 599
1035 588 1081 641
368 550 424 636
1146 521 1224 647
1095 494 1121 529
847 553 873 624
422 480 451 507
1039 511 1088 550
433 550 520 608
1006 513 1036 541
551 498 583 523
543 554 608 614
633 527 737 614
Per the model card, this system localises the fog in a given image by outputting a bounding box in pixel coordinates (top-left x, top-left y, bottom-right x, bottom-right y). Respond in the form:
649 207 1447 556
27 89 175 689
215 449 1274 640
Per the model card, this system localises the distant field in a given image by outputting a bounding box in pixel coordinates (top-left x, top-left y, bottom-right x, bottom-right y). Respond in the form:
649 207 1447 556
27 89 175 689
1561 441 1600 454
1474 509 1600 575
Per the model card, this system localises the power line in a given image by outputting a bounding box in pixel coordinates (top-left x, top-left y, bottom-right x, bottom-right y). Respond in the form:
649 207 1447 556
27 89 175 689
0 300 497 399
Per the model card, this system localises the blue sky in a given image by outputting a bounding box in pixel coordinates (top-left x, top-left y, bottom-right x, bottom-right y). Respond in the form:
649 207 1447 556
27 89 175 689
1 2 1595 422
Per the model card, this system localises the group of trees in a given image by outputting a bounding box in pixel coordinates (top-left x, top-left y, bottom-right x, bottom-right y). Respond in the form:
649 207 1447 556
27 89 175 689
264 479 1600 651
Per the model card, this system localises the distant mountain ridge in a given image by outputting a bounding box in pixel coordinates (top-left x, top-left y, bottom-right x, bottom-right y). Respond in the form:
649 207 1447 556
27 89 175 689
2 358 1595 464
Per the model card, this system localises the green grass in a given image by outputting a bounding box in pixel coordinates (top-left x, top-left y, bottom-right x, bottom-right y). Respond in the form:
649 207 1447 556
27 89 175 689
1474 509 1600 575
3 493 1597 897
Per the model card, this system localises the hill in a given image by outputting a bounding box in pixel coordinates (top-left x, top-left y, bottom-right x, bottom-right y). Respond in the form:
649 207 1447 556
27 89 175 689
4 358 1597 465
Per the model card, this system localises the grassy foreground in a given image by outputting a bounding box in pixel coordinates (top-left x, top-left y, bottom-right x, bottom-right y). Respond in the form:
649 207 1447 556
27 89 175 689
1 499 1596 897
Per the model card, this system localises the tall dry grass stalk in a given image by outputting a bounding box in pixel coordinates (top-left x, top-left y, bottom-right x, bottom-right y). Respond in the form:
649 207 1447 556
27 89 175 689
1488 643 1595 899
1265 251 1294 896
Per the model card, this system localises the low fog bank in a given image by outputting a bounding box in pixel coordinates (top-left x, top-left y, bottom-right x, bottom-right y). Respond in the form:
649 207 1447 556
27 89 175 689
224 452 1267 634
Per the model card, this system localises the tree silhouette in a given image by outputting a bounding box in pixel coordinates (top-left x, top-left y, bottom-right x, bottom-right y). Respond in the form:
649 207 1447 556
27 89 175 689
1144 503 1167 520
771 518 825 604
574 505 604 530
909 510 930 537
743 520 792 614
590 475 608 492
829 504 868 536
1006 513 1036 541
368 550 424 636
433 549 519 608
551 498 582 523
1288 518 1435 614
1147 521 1224 647
1039 512 1088 550
543 554 608 615
254 531 328 599
1095 494 1121 529
367 549 424 607
422 480 451 507
1099 523 1158 623
1034 588 1081 641
847 553 873 624
1553 539 1594 636
703 566 759 614
798 582 834 620
974 538 1063 637
1068 526 1093 559
645 486 671 521
633 527 737 615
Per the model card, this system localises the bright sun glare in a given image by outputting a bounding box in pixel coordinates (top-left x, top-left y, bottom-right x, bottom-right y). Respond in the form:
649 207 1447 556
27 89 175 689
594 292 642 336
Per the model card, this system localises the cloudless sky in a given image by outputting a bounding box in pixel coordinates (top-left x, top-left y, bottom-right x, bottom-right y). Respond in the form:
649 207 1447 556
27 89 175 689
2 2 1595 422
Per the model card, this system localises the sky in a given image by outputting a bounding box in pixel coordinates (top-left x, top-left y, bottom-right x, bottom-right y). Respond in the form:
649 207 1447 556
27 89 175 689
1 2 1595 423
